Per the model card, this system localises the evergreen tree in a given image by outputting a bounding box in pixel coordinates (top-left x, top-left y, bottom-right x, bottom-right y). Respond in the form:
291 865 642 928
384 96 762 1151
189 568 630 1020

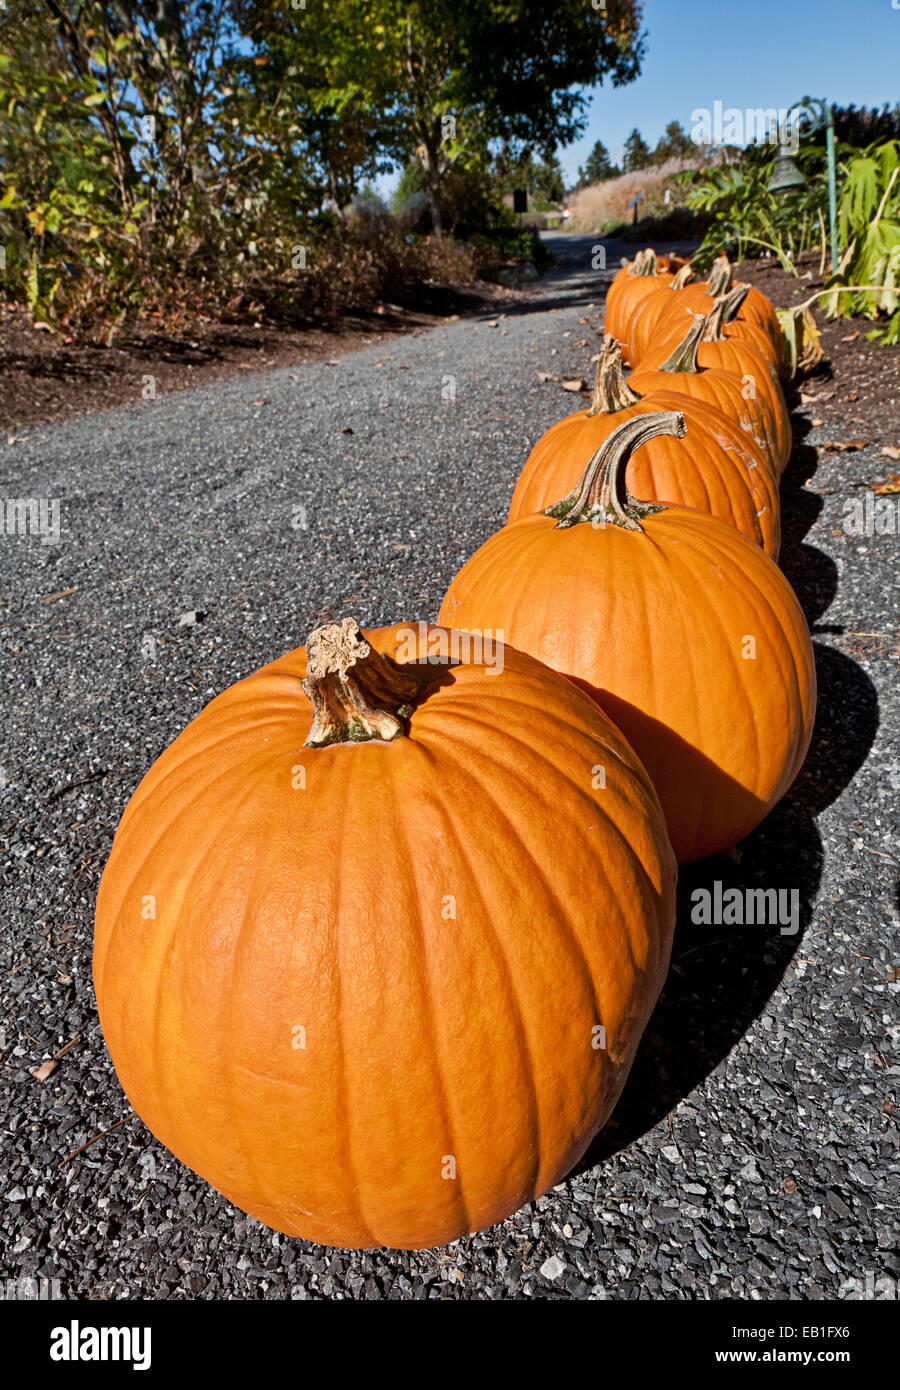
576 139 620 187
622 127 651 172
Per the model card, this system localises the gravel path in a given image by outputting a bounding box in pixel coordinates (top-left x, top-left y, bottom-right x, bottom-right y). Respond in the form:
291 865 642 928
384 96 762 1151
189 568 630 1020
1 235 897 1301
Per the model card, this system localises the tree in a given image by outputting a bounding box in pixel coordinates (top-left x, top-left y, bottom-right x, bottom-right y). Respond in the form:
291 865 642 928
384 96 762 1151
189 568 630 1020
576 139 620 187
253 0 645 235
623 127 651 172
532 154 565 204
653 119 693 164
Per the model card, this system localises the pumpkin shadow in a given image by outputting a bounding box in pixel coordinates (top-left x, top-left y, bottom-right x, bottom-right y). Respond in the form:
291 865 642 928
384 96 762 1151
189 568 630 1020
574 636 879 1173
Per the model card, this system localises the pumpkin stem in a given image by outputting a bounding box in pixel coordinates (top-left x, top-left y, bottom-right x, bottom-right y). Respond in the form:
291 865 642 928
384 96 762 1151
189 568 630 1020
629 248 658 277
302 618 434 747
702 284 751 343
545 411 686 533
706 253 733 297
656 312 705 373
586 335 642 416
720 282 752 322
670 263 694 290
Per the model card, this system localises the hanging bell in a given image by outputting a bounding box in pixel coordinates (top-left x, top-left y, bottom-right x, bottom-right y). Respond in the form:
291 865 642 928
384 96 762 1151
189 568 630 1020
767 148 807 195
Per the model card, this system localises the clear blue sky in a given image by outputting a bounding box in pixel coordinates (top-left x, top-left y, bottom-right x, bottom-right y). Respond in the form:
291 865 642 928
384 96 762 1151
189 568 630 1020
562 0 900 179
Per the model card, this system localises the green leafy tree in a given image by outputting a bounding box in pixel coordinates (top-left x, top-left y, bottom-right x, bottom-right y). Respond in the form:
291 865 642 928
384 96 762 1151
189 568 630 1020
253 0 645 234
622 127 651 172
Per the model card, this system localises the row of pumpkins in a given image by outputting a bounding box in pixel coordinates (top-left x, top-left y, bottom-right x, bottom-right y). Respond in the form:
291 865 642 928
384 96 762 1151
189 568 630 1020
94 249 816 1253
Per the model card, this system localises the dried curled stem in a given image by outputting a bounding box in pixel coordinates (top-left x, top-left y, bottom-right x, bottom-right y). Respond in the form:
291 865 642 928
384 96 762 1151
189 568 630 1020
302 618 434 747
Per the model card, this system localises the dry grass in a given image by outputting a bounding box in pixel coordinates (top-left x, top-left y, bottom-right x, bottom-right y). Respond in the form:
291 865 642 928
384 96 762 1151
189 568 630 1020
566 159 699 233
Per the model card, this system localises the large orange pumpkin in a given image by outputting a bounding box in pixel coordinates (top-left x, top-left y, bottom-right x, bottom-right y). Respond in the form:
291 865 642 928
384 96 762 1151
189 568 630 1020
621 262 694 363
640 306 792 475
637 252 733 360
439 413 816 864
629 315 787 477
509 336 780 556
604 249 674 360
628 254 731 364
94 619 676 1249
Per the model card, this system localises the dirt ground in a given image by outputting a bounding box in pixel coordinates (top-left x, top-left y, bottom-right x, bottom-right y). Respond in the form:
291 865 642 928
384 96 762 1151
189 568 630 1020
0 279 513 435
733 254 900 449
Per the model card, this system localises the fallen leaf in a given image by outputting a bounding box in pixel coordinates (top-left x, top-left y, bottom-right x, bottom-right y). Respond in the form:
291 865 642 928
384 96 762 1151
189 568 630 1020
822 439 867 453
880 445 900 461
840 331 860 342
487 320 498 328
561 378 588 393
537 371 560 382
847 391 859 401
873 474 900 495
812 418 824 427
800 392 819 403
782 1176 797 1194
338 427 354 435
250 398 268 407
32 1060 58 1083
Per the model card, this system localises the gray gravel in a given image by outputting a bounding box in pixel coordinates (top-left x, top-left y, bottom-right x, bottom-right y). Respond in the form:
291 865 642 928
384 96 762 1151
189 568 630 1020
1 235 897 1301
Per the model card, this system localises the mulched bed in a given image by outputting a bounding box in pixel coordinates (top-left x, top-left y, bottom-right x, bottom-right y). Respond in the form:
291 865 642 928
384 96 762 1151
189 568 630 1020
0 279 515 435
733 253 900 450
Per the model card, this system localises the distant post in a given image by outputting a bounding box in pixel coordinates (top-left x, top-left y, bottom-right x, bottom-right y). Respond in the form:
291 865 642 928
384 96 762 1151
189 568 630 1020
626 191 644 225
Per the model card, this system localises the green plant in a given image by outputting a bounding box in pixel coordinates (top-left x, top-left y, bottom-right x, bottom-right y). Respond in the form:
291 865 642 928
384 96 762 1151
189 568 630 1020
827 140 900 342
681 152 828 273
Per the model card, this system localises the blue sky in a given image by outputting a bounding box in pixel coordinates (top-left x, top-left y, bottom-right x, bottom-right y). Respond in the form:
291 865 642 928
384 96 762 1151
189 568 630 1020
560 0 900 180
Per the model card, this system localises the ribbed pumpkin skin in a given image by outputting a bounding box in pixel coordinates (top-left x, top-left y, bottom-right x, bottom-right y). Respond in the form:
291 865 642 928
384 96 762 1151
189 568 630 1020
439 518 816 864
508 392 780 556
639 334 791 472
605 269 674 359
652 285 784 369
94 625 676 1249
630 284 713 364
628 361 783 477
653 314 783 377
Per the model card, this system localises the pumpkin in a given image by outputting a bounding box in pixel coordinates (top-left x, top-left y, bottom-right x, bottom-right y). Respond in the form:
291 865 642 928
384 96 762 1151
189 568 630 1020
604 249 674 360
629 314 788 477
717 282 789 379
640 304 792 475
639 252 733 358
94 618 676 1249
439 413 816 864
626 262 695 363
509 336 780 556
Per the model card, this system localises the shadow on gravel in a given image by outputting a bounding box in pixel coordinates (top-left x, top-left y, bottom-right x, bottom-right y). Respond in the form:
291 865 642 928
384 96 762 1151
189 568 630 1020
575 397 880 1175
